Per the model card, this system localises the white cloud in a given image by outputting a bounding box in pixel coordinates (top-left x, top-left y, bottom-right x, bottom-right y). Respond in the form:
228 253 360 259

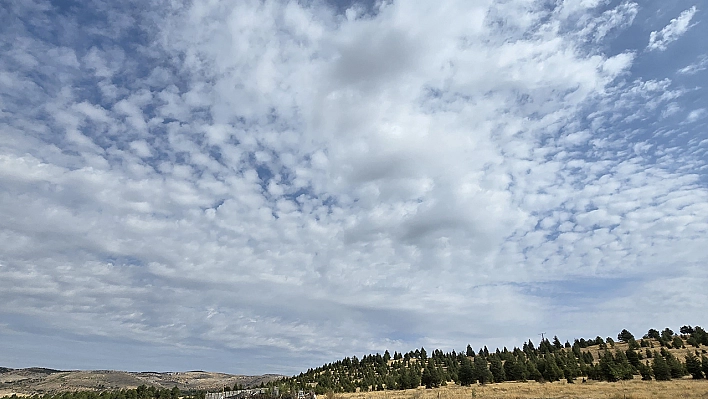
678 54 708 74
647 6 699 51
685 108 707 123
0 0 706 374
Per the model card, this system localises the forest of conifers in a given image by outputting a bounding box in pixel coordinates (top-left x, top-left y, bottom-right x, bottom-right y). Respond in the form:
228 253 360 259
270 325 708 394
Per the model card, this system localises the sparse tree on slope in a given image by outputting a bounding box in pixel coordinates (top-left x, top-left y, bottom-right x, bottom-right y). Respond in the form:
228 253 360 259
618 329 635 343
685 352 704 379
652 352 671 381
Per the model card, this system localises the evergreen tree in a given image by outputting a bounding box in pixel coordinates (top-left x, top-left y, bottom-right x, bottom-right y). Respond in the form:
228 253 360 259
598 351 620 382
527 361 543 382
613 349 635 380
617 329 635 343
503 357 527 382
661 328 674 342
539 357 561 382
489 355 505 383
672 336 685 349
458 358 475 386
681 325 695 335
665 352 685 378
645 329 660 340
466 345 474 357
638 361 653 380
652 352 671 381
421 363 438 389
625 348 640 368
473 355 493 384
685 352 704 379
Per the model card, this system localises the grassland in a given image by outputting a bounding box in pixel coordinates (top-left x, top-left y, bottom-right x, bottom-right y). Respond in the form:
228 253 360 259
339 378 708 399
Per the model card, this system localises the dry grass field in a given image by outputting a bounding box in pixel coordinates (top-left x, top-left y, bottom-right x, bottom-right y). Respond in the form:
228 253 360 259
338 379 708 399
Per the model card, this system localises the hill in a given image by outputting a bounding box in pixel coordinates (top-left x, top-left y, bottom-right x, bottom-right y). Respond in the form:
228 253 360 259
0 368 282 396
270 324 708 394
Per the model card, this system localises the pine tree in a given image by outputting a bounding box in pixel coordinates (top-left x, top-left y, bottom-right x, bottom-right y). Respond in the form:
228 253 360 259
638 361 653 380
685 352 704 379
617 329 635 343
458 358 475 386
652 352 671 381
598 351 620 382
665 352 685 378
502 357 525 382
489 355 505 383
672 336 685 349
645 329 660 340
473 355 493 384
625 348 641 368
527 361 543 382
466 345 474 357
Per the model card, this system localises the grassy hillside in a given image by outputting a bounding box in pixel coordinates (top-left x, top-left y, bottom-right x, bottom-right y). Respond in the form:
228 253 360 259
270 325 708 394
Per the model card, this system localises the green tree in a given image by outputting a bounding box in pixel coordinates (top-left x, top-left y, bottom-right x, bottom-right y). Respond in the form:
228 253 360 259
661 328 674 342
466 345 474 357
672 336 685 349
685 352 704 379
503 357 527 381
598 351 620 382
625 348 640 368
665 352 685 378
489 356 505 383
458 358 475 386
617 329 635 343
638 361 653 380
473 355 493 384
652 352 671 381
527 361 543 382
645 329 660 340
421 360 442 389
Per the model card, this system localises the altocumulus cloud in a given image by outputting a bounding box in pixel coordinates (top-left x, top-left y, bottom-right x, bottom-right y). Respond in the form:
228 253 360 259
0 0 707 374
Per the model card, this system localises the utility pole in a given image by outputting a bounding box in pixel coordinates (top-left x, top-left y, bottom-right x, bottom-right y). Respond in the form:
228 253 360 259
539 332 546 342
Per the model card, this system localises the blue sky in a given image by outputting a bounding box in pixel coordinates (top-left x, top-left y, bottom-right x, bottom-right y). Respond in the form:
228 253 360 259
0 0 706 375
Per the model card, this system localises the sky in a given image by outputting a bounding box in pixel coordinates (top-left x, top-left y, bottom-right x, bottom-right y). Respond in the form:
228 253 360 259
0 0 707 375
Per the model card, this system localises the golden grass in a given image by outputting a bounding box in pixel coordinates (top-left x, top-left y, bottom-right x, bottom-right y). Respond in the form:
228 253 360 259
337 379 708 399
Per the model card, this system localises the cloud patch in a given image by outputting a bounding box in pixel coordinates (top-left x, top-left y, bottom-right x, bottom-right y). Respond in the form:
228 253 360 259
647 6 698 51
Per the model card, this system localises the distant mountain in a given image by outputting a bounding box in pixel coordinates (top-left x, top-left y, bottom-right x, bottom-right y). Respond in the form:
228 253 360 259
0 368 283 395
